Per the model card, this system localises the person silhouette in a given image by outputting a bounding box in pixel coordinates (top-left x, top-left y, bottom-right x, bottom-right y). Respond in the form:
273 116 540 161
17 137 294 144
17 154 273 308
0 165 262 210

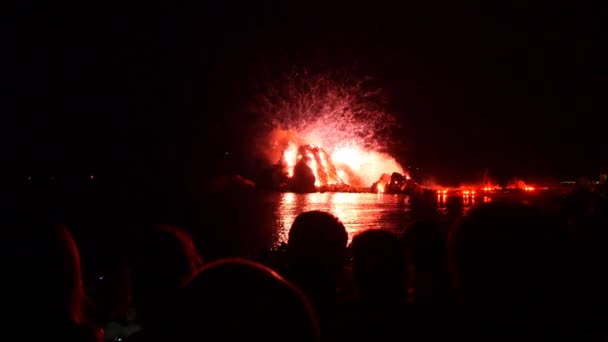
348 229 411 339
450 202 570 340
128 225 202 328
286 211 348 336
147 258 319 342
4 218 102 341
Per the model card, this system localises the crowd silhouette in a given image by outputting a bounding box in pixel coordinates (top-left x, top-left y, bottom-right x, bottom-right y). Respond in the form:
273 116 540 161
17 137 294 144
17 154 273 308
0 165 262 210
3 186 607 341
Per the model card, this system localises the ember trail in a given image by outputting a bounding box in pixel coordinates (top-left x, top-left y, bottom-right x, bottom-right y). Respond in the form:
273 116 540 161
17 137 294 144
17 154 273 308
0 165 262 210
253 70 406 192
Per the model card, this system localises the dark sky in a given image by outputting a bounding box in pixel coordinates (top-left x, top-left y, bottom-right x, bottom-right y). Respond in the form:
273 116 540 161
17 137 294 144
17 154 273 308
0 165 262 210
10 1 607 190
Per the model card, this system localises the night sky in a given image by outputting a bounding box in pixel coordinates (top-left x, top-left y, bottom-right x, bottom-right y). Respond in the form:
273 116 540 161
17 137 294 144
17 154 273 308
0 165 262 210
11 1 606 191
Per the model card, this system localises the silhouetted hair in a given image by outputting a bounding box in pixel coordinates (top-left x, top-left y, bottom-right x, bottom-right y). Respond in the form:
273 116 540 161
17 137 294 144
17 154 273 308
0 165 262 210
352 230 408 300
451 202 558 306
155 258 319 341
404 220 445 272
287 211 348 274
129 225 202 324
409 193 438 221
6 220 86 324
445 195 464 219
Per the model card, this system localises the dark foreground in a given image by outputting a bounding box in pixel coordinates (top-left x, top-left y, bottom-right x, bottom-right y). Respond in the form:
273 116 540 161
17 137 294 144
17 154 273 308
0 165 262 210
4 183 608 341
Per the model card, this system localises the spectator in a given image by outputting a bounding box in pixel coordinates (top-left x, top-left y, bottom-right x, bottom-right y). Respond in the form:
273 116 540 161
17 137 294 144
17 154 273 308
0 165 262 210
4 218 102 341
148 258 319 342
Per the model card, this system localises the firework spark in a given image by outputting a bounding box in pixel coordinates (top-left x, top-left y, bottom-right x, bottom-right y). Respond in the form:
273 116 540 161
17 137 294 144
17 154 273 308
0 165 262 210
252 69 405 189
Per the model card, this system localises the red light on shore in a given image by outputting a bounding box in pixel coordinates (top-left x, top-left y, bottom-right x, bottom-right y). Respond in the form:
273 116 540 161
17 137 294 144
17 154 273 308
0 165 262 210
442 190 447 194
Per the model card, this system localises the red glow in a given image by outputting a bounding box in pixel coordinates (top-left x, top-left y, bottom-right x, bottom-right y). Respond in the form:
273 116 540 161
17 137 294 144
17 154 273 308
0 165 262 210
507 178 538 191
256 70 405 189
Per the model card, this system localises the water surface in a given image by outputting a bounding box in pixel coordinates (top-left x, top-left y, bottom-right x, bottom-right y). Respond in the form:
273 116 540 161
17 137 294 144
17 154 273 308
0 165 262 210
272 192 413 247
165 190 504 260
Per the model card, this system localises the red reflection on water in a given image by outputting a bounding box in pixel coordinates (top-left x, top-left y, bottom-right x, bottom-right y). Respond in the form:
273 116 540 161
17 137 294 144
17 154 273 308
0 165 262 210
275 191 490 250
435 191 486 214
275 192 407 248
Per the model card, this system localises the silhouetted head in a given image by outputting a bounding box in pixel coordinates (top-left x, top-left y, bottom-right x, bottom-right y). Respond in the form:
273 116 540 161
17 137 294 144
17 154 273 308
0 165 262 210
409 194 438 221
129 225 202 324
403 220 445 273
565 187 597 220
156 258 319 342
446 195 464 219
5 219 86 325
352 230 407 302
451 202 559 308
287 211 348 277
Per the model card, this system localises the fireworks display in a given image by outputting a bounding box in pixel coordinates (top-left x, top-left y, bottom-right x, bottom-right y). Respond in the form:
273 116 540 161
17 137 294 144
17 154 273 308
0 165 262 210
253 70 405 190
250 69 550 195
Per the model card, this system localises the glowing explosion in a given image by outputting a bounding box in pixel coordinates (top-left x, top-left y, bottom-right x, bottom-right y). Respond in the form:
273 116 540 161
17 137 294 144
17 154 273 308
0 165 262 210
253 70 405 190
